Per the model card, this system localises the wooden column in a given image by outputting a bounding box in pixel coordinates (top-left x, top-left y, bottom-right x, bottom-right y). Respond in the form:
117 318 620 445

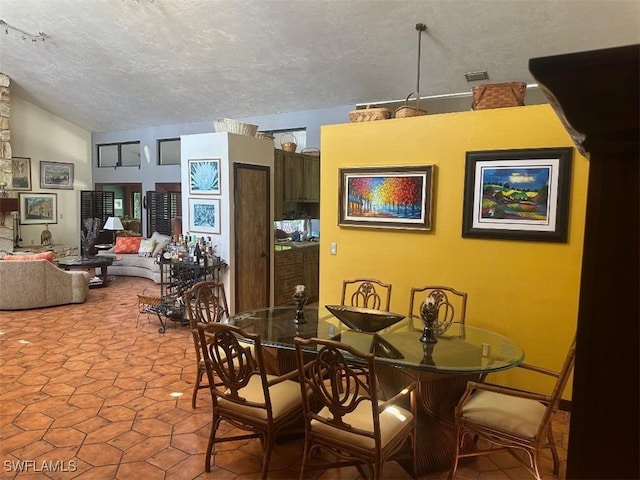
529 45 639 480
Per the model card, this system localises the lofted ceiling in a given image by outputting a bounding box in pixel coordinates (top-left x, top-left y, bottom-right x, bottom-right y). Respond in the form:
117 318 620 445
0 0 638 133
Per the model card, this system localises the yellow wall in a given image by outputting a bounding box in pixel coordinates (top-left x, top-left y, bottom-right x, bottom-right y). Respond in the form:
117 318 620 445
319 105 587 397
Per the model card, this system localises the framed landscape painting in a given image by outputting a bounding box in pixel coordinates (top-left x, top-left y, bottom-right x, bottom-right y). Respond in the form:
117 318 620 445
188 197 220 234
462 147 573 242
11 157 31 191
338 165 434 231
40 161 74 190
19 193 57 225
188 158 220 195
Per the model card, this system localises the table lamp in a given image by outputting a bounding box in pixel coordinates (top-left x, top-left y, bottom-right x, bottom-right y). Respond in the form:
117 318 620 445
103 216 124 244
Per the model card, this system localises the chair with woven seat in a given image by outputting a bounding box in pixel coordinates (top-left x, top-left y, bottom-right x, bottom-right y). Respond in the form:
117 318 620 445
136 293 163 328
183 281 230 408
408 285 468 328
294 336 416 480
449 336 576 480
197 322 303 479
341 278 392 311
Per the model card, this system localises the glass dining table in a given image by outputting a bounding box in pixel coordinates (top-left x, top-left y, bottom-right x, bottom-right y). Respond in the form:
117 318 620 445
230 305 524 476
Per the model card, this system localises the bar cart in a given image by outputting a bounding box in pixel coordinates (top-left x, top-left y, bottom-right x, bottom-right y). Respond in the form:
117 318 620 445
150 255 227 332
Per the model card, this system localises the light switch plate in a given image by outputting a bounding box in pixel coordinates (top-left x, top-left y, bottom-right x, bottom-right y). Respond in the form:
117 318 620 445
330 242 337 255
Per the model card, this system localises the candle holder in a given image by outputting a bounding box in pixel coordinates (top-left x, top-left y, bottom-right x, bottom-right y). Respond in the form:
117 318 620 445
421 342 436 365
419 297 439 343
292 290 309 324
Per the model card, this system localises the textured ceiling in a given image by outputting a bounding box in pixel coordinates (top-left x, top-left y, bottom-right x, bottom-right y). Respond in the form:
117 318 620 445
0 0 638 133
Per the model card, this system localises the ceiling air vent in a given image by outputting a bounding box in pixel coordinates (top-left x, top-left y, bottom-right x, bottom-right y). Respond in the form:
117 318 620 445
464 71 489 82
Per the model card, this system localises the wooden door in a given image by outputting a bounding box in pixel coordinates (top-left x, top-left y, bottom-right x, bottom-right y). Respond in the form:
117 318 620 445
234 163 270 313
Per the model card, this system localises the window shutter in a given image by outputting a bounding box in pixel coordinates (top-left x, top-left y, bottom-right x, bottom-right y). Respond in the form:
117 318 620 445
80 190 114 229
147 191 181 236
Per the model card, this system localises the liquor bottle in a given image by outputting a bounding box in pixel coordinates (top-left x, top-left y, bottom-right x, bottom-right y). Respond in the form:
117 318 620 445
193 242 202 265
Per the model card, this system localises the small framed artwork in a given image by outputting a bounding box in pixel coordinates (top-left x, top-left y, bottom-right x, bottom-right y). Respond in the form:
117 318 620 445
188 158 220 195
40 161 74 190
338 165 435 231
462 147 573 242
11 157 31 191
114 199 123 209
188 197 221 234
19 193 57 225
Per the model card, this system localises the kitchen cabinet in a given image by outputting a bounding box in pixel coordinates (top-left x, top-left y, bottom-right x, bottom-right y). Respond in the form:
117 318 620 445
274 244 319 306
274 150 285 221
274 150 320 218
302 156 320 202
302 246 319 301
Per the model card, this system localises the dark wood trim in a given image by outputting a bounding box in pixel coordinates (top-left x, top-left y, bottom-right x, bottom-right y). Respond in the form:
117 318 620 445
530 44 639 480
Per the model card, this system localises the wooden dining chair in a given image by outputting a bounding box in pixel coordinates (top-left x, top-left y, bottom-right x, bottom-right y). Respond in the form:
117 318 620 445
294 336 416 480
182 281 230 408
197 322 303 479
449 336 576 480
341 278 392 311
408 285 468 327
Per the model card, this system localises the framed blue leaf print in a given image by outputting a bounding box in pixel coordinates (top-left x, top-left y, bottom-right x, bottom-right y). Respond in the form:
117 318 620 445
188 158 220 195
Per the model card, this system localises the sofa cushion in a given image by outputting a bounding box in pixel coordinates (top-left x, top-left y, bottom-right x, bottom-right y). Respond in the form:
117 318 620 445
150 232 171 256
115 236 143 254
138 238 156 257
3 251 55 263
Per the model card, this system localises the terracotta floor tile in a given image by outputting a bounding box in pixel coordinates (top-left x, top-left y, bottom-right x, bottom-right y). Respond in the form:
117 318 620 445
0 276 569 480
51 407 100 428
106 429 148 451
116 461 164 480
84 421 134 444
1 429 46 454
12 412 54 430
43 426 87 447
98 405 137 423
77 442 123 466
131 417 173 436
145 444 190 470
120 436 171 463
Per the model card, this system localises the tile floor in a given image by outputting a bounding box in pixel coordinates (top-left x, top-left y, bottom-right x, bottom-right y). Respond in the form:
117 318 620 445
0 276 569 480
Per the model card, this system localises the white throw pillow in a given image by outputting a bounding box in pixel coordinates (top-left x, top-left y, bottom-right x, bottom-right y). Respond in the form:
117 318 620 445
138 238 156 257
150 232 171 256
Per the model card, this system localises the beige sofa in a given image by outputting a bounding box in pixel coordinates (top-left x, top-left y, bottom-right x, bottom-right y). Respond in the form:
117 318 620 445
0 259 90 310
95 232 170 284
97 251 161 283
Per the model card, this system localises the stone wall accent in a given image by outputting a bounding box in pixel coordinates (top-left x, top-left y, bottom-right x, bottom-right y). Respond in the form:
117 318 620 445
0 73 14 252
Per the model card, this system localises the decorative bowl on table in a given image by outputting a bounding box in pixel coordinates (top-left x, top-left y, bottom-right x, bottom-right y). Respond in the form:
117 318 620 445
325 305 405 333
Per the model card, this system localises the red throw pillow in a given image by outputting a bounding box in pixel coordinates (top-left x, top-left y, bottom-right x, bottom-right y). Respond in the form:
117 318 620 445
114 236 143 254
3 251 55 263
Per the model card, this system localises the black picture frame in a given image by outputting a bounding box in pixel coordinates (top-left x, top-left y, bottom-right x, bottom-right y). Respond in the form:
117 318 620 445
462 147 573 242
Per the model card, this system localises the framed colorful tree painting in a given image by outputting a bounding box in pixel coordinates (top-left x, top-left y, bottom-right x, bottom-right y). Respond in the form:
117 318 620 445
338 165 435 230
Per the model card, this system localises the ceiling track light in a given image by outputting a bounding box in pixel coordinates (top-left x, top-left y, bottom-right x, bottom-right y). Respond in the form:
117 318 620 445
0 19 48 42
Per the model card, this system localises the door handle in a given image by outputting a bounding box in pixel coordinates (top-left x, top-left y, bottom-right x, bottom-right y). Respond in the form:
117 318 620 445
260 252 267 258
